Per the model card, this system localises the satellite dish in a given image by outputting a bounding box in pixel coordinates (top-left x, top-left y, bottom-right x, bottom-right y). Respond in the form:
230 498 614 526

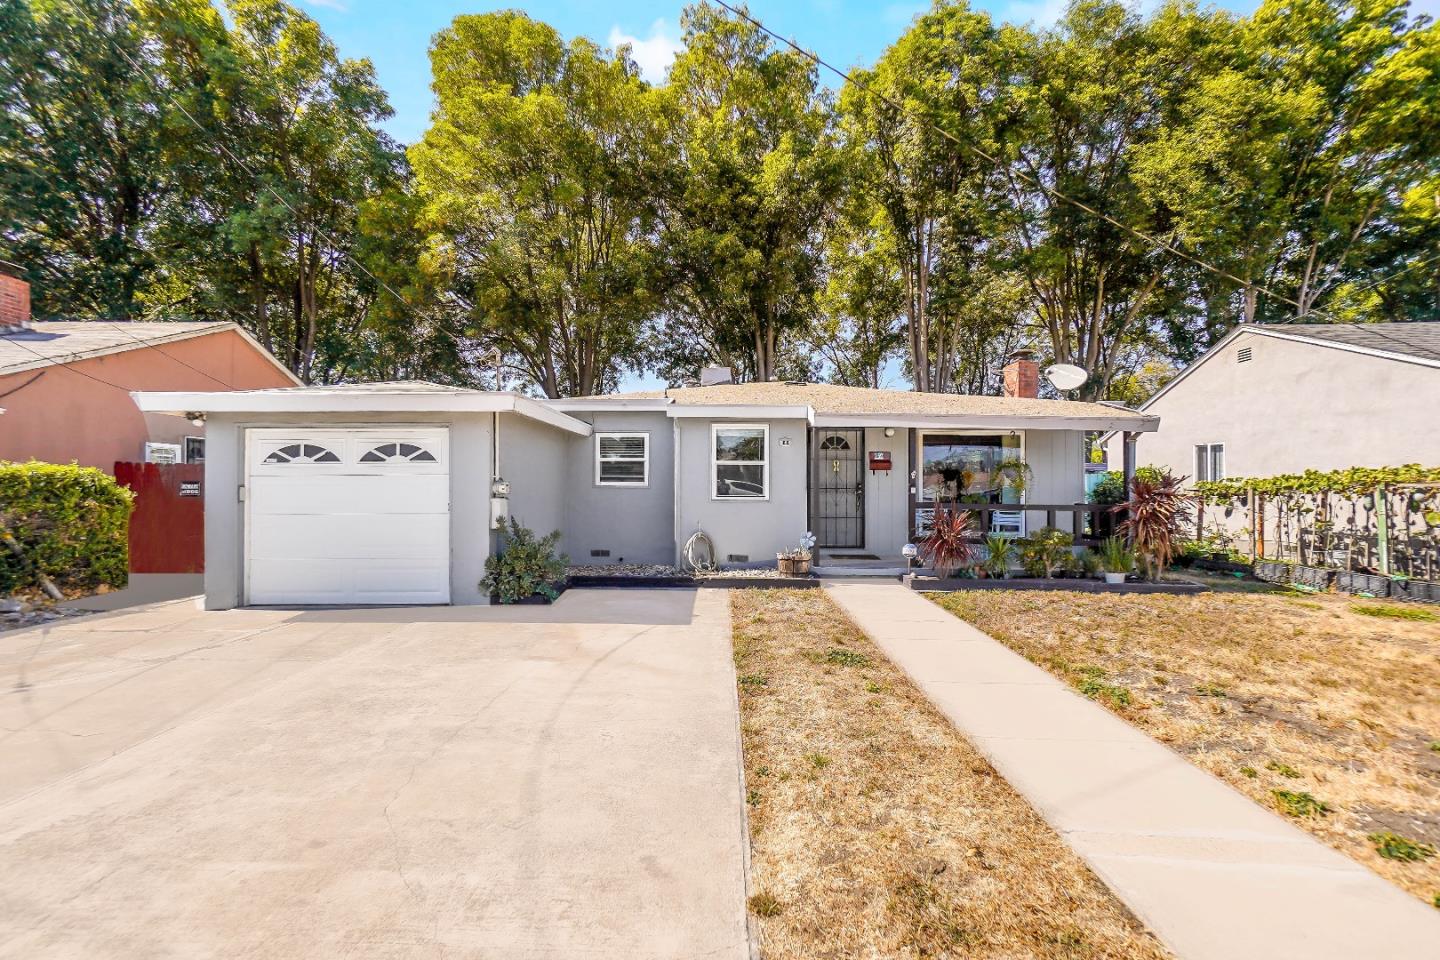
1045 363 1089 392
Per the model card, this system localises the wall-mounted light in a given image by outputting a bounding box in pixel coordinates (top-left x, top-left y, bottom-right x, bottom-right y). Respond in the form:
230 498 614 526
884 427 895 438
186 411 205 427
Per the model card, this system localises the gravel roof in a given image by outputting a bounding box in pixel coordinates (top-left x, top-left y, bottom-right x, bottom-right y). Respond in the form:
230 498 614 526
586 381 1150 421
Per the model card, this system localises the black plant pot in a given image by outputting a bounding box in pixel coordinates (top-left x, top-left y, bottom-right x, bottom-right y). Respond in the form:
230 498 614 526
1290 565 1332 590
1390 579 1440 603
1335 571 1389 597
1254 561 1291 584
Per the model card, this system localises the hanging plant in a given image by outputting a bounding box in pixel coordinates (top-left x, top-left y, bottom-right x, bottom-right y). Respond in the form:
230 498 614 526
994 459 1034 497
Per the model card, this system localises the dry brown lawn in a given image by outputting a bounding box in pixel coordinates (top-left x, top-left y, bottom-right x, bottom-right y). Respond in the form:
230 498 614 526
731 589 1172 959
929 587 1440 907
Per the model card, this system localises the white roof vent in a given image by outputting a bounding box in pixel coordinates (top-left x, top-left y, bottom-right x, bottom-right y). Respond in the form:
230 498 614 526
700 365 733 386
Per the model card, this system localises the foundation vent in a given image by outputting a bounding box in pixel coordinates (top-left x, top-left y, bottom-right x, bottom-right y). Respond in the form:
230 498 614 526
727 553 749 563
590 549 611 558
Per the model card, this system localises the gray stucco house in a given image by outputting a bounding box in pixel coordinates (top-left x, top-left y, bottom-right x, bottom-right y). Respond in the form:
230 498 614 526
136 360 1156 607
1103 322 1440 483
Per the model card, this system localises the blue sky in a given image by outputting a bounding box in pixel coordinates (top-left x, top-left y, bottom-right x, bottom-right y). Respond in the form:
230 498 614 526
294 0 1282 146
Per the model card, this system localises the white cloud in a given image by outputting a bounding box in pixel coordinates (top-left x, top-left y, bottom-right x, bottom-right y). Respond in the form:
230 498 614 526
608 19 683 85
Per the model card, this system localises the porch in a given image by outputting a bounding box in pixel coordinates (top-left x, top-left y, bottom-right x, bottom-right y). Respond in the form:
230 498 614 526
805 424 1110 565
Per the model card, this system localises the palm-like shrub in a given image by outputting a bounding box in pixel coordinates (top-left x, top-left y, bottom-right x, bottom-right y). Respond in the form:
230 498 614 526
1114 471 1194 581
920 504 977 577
981 533 1013 578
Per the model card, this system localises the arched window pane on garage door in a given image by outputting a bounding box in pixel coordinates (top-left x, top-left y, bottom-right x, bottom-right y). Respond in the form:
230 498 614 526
263 443 340 464
359 442 439 464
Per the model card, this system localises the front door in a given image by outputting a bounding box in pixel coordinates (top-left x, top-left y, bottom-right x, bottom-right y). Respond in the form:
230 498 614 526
810 428 864 548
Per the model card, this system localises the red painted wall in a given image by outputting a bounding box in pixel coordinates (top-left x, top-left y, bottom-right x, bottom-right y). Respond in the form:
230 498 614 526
0 329 295 472
115 462 205 573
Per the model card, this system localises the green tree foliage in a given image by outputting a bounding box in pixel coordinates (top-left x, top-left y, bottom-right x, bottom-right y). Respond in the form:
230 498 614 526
1133 0 1440 332
653 2 841 384
144 0 409 383
0 0 170 320
411 11 661 397
838 1 1026 393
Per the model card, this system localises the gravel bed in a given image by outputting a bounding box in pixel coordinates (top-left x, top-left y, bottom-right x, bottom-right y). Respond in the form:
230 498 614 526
567 563 682 578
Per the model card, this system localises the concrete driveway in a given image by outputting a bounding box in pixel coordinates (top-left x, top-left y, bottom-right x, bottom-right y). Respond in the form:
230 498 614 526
0 590 749 959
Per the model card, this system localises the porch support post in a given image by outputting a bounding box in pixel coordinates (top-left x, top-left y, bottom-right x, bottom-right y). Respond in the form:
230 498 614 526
1121 431 1138 544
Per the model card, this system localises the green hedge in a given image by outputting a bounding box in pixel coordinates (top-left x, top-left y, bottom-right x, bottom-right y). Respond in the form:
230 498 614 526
0 462 134 595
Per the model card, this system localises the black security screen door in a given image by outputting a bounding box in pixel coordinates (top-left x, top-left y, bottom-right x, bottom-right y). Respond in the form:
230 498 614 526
810 429 864 548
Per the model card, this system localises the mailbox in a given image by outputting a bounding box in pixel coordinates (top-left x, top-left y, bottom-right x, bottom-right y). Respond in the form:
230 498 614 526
868 450 893 473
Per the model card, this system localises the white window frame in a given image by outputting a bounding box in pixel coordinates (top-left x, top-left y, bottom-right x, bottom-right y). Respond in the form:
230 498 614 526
915 430 1026 504
595 432 649 487
1194 442 1225 482
183 435 206 464
711 423 769 501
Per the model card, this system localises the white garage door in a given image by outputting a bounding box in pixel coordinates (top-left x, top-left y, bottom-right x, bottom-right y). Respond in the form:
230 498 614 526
246 428 450 605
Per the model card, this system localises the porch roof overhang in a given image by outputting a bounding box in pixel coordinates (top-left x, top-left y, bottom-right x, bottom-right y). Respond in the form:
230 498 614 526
811 412 1160 433
132 387 593 436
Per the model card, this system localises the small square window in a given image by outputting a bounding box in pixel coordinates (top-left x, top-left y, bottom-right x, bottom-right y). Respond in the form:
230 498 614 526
713 425 768 499
596 433 648 486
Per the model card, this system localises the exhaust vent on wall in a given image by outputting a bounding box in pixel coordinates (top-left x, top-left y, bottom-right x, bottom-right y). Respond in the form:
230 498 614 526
1237 346 1252 363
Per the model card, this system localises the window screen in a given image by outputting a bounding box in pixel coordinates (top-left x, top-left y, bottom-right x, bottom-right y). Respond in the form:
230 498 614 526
596 433 648 485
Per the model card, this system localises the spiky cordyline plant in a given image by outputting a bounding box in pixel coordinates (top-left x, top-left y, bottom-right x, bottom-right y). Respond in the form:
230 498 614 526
1114 471 1194 581
921 504 977 577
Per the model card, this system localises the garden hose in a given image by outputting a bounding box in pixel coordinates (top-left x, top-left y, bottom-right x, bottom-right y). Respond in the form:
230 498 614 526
682 528 717 573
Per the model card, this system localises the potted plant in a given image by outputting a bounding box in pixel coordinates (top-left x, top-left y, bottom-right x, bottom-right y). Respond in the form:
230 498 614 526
483 519 568 604
1099 536 1133 585
777 532 816 577
980 533 1013 579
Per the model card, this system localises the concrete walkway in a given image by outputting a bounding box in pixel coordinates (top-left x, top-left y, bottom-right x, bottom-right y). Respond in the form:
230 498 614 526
1 589 749 959
826 581 1440 960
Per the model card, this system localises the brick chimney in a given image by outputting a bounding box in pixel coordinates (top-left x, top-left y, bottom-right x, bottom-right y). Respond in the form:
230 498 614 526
0 262 31 333
1002 349 1039 399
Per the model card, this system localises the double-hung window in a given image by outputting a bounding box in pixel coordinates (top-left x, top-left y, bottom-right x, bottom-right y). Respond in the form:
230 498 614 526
1194 443 1225 482
596 433 648 486
713 424 768 499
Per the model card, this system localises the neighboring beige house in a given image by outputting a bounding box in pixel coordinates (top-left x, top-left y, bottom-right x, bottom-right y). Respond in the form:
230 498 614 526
1104 322 1440 482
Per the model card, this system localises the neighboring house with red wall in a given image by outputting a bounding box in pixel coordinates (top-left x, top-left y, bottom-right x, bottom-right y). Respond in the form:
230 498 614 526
0 268 301 472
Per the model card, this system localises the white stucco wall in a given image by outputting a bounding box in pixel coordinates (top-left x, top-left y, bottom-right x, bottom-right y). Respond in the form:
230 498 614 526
1105 329 1440 478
